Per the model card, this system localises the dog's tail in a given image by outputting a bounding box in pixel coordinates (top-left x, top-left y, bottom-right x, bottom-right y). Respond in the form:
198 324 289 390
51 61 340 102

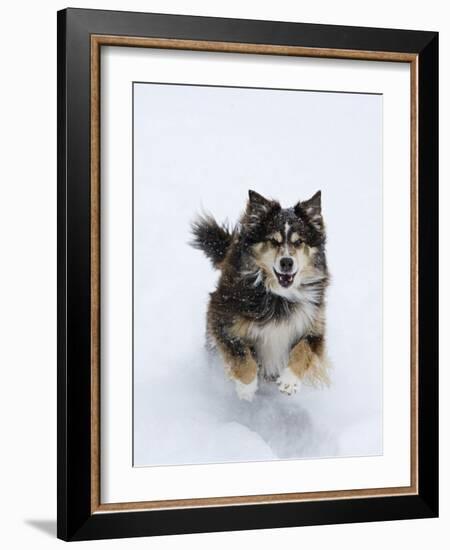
190 214 234 269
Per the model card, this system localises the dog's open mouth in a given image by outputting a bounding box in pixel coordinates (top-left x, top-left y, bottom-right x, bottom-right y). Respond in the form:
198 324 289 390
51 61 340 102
274 268 297 288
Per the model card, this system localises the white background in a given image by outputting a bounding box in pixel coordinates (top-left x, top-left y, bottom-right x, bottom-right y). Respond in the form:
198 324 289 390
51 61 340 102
0 0 446 548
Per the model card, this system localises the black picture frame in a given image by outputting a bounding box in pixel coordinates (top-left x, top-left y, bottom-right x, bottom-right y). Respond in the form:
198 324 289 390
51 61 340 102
57 7 438 541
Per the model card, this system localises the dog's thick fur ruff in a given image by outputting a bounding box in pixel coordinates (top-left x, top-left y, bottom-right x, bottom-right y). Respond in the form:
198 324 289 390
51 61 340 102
191 190 330 401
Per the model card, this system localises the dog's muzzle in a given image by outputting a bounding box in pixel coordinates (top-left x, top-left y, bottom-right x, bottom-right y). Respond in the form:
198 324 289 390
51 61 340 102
273 268 296 288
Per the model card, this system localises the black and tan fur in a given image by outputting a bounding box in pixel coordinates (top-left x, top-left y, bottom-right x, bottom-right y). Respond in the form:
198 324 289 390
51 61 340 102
191 190 330 401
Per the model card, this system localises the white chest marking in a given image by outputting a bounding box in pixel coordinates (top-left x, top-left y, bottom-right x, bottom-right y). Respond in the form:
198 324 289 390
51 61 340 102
247 302 317 379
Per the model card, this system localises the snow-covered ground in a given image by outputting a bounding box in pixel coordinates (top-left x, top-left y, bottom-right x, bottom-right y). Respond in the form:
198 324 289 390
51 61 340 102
133 82 382 466
134 346 381 466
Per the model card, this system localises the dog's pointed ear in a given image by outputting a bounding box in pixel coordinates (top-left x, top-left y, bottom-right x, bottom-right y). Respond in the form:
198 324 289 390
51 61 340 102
248 190 272 209
246 190 279 217
243 190 280 236
295 190 321 219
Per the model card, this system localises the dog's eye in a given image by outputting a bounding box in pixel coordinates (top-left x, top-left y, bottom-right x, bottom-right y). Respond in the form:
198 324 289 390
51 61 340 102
292 239 302 246
269 239 281 247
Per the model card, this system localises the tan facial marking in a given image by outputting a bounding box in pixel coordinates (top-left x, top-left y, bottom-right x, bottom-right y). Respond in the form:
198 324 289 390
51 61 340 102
252 242 264 254
251 232 321 294
253 246 278 282
290 232 300 243
269 232 283 243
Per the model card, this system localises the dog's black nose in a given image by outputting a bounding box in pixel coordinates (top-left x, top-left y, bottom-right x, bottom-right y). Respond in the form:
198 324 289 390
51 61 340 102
279 257 294 272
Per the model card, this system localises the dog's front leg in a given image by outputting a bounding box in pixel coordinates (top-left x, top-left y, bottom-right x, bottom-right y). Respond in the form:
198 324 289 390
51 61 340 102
216 335 258 402
277 335 325 395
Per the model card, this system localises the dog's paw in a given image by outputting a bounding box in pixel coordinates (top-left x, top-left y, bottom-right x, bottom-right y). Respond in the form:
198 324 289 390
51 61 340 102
234 377 258 402
276 368 301 396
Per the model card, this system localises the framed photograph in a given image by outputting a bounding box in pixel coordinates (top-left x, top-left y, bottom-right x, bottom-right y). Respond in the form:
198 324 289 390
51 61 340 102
57 8 438 541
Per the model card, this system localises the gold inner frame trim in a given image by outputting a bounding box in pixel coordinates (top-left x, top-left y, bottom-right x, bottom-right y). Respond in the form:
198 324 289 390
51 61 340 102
90 34 419 514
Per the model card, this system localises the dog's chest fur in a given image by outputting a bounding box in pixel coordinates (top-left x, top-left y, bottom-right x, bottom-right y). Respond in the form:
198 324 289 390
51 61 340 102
247 299 317 379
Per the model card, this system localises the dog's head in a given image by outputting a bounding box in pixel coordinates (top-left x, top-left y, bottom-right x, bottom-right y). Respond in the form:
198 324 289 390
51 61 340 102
241 190 326 299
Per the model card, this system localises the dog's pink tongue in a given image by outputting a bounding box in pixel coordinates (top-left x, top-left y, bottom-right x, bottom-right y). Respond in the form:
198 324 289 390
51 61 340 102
279 274 293 287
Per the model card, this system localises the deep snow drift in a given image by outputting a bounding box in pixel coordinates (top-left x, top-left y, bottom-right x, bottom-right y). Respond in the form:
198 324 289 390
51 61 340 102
134 307 382 466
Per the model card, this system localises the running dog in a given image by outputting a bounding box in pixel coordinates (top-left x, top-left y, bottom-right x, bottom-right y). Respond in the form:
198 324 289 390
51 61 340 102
191 190 330 401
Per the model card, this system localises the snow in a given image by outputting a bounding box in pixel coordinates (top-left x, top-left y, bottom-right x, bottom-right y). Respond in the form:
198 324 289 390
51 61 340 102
134 331 381 466
133 82 382 467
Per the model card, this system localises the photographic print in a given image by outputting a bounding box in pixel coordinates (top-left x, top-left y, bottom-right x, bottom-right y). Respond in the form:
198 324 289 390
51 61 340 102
58 9 438 540
133 82 382 467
